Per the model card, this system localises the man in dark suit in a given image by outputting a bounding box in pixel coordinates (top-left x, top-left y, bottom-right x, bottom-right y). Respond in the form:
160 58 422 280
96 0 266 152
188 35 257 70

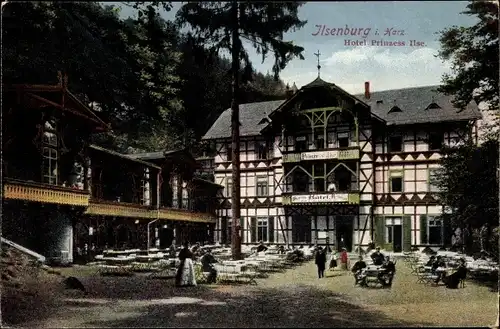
315 247 327 278
351 255 367 286
378 256 396 287
371 247 385 265
443 258 467 289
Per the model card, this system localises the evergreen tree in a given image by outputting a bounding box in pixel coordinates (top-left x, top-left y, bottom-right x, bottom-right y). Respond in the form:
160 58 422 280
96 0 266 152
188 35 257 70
437 0 499 136
176 1 306 259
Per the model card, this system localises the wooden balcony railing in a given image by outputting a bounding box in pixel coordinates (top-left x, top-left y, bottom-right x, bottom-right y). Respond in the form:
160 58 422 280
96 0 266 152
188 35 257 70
85 199 216 223
2 179 90 206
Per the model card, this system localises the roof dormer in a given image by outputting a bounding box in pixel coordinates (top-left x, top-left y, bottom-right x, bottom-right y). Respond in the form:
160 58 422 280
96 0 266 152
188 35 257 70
388 106 402 113
426 102 441 110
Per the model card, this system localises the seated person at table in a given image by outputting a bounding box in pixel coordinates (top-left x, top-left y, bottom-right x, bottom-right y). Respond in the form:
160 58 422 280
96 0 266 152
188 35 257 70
426 255 436 267
371 247 385 266
277 245 286 254
432 255 447 283
351 256 367 285
200 250 218 284
191 242 201 254
256 241 268 253
443 258 467 289
378 256 396 287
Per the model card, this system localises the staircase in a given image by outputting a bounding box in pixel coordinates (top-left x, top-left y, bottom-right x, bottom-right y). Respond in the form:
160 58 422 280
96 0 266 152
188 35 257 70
1 237 46 263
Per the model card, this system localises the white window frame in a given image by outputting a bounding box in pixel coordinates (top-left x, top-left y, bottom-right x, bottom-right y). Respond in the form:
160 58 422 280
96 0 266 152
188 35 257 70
42 118 59 185
257 217 269 242
427 216 443 245
389 171 403 193
256 176 268 196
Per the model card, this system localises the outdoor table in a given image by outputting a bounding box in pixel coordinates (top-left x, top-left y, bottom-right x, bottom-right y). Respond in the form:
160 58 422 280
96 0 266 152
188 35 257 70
136 254 164 262
435 266 453 275
102 256 136 265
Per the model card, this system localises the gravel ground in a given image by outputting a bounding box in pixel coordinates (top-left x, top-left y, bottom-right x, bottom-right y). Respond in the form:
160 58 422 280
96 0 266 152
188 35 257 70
5 260 498 328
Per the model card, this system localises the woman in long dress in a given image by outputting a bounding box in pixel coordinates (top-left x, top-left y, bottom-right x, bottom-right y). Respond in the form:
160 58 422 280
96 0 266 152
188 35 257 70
175 242 197 287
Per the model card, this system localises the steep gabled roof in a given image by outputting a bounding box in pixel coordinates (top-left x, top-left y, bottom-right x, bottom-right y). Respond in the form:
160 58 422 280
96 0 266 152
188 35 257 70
202 100 285 140
89 145 161 169
358 86 481 125
202 82 482 140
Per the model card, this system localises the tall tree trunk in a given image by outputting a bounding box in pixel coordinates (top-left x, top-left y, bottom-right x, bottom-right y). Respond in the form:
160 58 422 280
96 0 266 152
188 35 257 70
230 0 242 260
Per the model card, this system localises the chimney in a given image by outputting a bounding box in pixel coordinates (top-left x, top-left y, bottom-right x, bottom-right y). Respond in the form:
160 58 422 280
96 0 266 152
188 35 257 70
364 81 370 99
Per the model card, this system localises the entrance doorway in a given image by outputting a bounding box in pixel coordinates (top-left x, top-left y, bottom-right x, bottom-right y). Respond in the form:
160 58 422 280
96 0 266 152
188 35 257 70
292 215 312 244
159 226 174 248
385 217 403 252
335 216 353 251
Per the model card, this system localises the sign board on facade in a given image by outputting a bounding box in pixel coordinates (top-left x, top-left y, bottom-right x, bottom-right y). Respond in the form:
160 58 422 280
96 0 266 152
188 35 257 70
290 193 349 203
300 151 338 161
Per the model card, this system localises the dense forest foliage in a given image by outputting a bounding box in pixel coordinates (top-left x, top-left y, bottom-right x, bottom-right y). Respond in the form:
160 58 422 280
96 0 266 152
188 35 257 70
2 1 287 154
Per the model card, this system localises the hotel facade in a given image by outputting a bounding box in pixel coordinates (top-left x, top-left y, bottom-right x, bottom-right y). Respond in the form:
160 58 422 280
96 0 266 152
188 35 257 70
201 77 481 252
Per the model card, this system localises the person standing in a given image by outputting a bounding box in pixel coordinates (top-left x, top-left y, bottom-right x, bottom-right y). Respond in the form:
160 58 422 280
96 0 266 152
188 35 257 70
340 247 349 270
175 242 197 287
329 249 338 270
315 247 327 278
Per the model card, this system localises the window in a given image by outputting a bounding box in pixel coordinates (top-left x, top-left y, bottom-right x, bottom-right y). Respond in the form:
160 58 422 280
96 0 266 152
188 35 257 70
426 103 441 110
42 118 59 185
256 176 268 196
295 136 307 152
388 135 403 152
428 168 440 192
314 130 325 149
428 216 443 245
337 132 350 148
257 217 268 242
389 171 403 193
429 132 443 150
226 144 232 162
292 171 309 192
388 106 402 113
385 217 402 244
226 177 232 197
292 215 311 243
314 178 325 192
256 141 268 160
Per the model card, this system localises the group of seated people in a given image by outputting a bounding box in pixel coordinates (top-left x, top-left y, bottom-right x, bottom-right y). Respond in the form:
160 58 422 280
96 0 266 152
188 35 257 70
351 247 396 287
425 255 467 289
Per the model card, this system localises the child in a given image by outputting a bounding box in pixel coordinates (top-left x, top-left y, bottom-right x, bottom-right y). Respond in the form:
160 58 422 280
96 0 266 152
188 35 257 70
329 250 338 270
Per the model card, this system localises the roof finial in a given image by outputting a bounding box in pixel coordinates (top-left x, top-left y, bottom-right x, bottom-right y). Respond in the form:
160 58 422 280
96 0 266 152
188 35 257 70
314 50 321 78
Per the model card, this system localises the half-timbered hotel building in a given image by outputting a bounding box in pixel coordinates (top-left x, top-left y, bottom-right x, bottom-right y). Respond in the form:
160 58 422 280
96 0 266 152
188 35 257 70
2 76 220 265
202 76 481 252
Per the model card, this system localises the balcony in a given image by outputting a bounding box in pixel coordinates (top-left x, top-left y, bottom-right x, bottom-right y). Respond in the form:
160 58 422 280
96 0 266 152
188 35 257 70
3 179 90 207
281 191 360 205
282 147 360 163
85 200 216 223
